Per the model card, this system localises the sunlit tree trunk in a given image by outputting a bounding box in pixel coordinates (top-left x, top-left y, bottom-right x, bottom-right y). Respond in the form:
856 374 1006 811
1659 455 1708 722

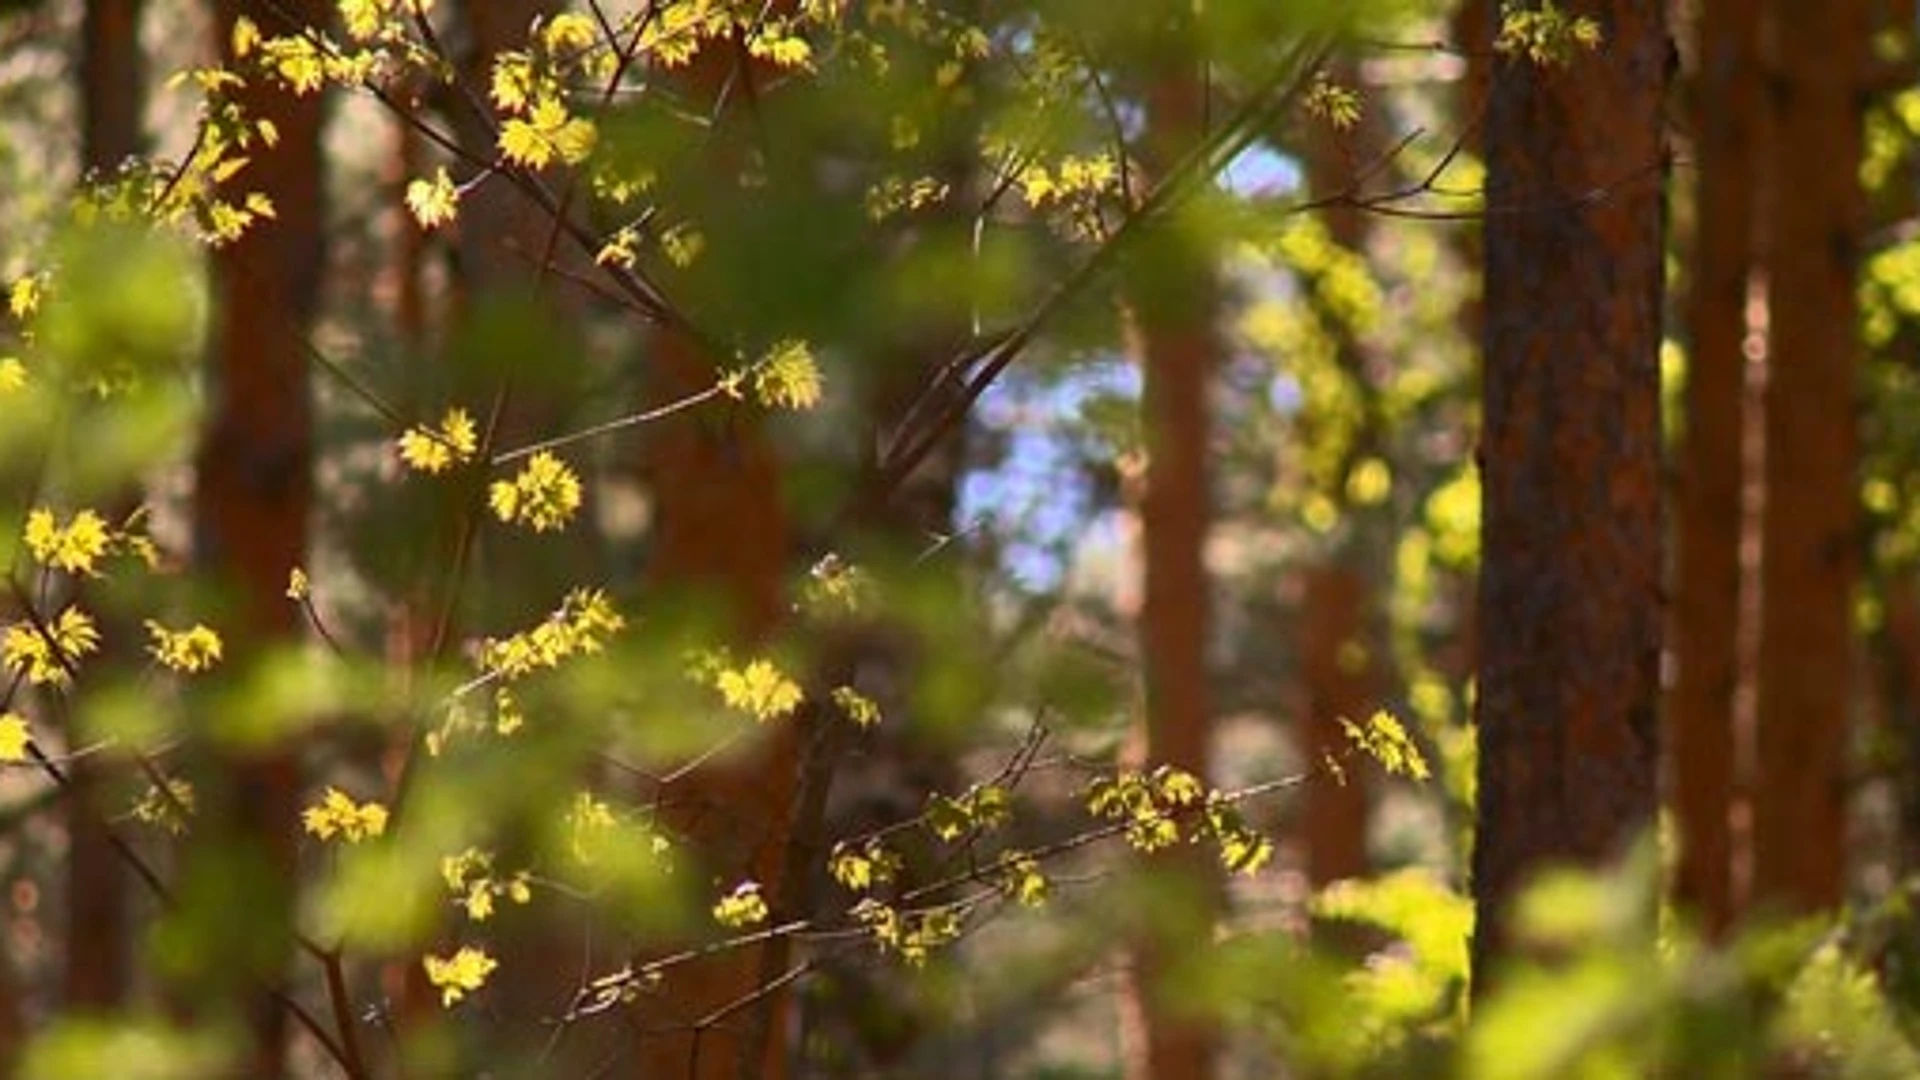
638 328 797 1080
197 1 325 1072
1751 0 1868 917
1471 0 1668 984
81 0 142 171
1126 16 1221 1079
632 19 801 1080
1302 566 1372 885
64 0 145 1014
1671 0 1759 939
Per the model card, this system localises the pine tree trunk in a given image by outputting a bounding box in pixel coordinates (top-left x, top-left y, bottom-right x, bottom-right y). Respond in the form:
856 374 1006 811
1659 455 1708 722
1751 0 1868 916
1127 19 1221 1079
198 2 325 1072
631 17 802 1080
1671 0 1760 938
1302 565 1372 885
1471 0 1668 984
80 0 142 172
636 322 798 1080
64 0 145 1015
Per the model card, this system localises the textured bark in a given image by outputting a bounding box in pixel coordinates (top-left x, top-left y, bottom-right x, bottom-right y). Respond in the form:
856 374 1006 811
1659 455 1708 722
1302 566 1372 885
64 0 145 1014
80 0 142 172
637 324 798 1080
1670 0 1759 938
1751 0 1869 916
1471 0 1668 983
1454 0 1494 153
632 18 801 1080
1126 24 1221 1080
198 2 325 1073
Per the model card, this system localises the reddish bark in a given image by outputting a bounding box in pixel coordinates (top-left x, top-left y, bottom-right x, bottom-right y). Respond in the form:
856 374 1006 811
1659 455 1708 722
636 323 797 1079
1751 0 1869 916
64 0 146 1014
197 2 325 1072
1302 566 1372 885
1471 0 1668 983
630 15 801 1080
80 0 142 172
1126 24 1222 1080
1671 0 1760 938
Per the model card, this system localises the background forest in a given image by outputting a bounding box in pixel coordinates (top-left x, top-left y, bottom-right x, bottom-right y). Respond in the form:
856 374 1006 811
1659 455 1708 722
0 0 1914 1077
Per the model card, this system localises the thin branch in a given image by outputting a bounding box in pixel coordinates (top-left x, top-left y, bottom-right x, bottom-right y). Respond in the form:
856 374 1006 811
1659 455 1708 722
490 384 725 465
321 947 370 1077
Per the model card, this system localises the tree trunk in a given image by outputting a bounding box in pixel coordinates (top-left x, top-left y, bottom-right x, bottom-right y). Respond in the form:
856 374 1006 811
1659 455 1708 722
1302 565 1373 885
1671 0 1759 938
1127 19 1221 1080
1750 0 1868 917
1471 0 1668 984
197 2 325 1073
80 0 142 173
64 0 145 1014
632 19 802 1080
636 322 798 1080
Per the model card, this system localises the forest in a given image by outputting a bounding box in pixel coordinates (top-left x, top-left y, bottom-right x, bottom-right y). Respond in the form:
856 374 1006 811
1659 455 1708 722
0 0 1911 1076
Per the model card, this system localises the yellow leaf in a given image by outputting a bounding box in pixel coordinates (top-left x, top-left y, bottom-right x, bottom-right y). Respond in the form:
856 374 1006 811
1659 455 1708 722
716 659 803 722
488 451 582 532
541 12 597 53
264 36 327 94
748 31 812 70
339 0 394 41
404 168 459 230
498 119 552 169
230 14 261 58
302 786 389 843
3 606 101 687
145 621 224 674
713 881 770 928
0 713 29 762
398 407 479 473
423 946 498 1007
752 339 823 410
8 276 41 319
490 52 535 113
552 115 597 165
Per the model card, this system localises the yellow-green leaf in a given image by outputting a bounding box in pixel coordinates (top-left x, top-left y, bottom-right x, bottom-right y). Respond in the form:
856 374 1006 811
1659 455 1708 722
0 713 30 762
